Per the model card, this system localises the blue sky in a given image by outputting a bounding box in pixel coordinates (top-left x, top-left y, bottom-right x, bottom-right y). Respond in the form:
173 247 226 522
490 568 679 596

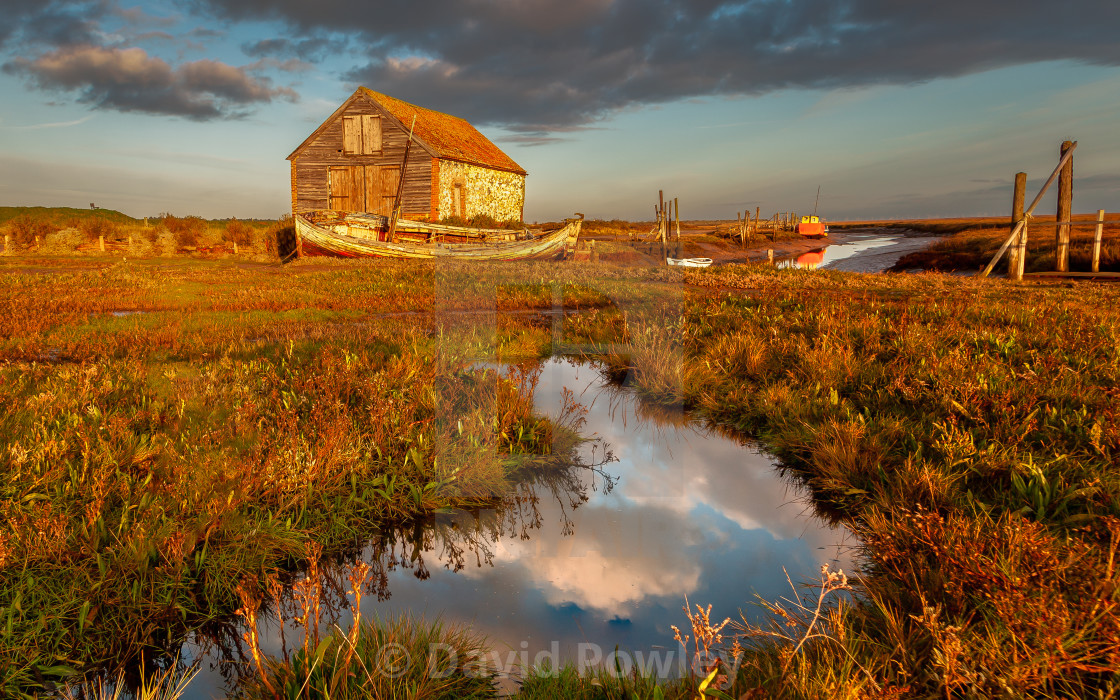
1 1 1118 222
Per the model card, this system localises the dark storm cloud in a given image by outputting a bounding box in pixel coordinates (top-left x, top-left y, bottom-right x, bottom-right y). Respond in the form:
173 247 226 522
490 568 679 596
191 0 1120 132
3 45 297 120
1 0 108 49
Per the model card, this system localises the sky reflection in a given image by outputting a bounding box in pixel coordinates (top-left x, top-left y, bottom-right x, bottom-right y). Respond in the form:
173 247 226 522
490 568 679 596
183 358 856 697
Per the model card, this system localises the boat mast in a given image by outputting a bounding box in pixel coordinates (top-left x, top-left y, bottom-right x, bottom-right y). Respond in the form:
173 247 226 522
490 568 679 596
812 185 820 219
387 115 416 243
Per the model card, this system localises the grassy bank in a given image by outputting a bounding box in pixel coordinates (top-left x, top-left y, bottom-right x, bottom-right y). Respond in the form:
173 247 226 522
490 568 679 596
606 265 1120 696
0 207 284 259
3 256 1119 697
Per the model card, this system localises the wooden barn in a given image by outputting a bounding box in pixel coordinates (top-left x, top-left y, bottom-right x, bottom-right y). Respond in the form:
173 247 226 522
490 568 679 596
287 88 527 223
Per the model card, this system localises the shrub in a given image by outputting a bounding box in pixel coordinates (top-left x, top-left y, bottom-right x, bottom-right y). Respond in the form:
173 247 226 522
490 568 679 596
7 215 58 245
77 216 117 242
161 213 206 248
224 218 254 246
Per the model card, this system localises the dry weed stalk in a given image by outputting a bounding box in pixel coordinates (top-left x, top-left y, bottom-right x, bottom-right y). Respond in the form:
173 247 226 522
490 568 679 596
735 564 879 690
672 595 733 692
234 577 274 699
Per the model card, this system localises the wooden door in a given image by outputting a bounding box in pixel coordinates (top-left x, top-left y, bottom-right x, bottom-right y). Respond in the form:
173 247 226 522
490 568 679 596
330 166 365 212
379 166 400 216
329 166 352 211
362 166 400 216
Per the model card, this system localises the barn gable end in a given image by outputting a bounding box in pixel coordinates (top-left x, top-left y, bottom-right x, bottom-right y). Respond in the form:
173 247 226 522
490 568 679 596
288 89 526 223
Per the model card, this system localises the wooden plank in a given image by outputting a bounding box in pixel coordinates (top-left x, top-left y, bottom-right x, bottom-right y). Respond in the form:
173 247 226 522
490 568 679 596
362 115 381 153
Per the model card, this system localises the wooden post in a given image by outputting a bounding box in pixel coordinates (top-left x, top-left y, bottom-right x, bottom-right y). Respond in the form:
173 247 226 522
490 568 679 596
754 207 760 238
99 235 105 252
1012 216 1028 281
981 141 1077 277
3 234 8 251
1092 209 1104 273
128 235 133 246
767 249 774 264
1008 172 1027 274
234 241 239 255
1055 140 1074 272
35 235 40 246
674 197 680 242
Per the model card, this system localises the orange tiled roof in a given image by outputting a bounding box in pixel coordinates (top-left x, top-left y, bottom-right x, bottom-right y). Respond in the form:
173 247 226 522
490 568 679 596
362 88 526 176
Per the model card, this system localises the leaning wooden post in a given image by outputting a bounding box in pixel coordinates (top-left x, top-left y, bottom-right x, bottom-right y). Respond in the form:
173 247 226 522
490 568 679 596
1008 172 1027 274
1055 140 1074 272
1092 209 1104 273
982 141 1077 277
98 235 104 252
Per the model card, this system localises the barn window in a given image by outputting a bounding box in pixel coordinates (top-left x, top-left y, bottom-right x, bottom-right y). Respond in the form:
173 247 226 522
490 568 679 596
342 115 382 155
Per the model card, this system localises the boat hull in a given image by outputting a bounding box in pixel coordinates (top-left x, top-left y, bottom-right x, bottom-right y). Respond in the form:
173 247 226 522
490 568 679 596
667 257 713 268
797 222 827 237
294 213 580 261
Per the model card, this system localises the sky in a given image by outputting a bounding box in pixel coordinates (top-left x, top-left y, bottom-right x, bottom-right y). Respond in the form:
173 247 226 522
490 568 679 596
0 0 1118 222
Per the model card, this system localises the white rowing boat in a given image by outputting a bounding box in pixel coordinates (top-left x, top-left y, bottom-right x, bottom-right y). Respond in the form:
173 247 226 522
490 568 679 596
666 257 713 268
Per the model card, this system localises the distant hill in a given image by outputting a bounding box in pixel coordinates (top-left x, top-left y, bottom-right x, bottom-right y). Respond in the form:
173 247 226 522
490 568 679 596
0 206 140 228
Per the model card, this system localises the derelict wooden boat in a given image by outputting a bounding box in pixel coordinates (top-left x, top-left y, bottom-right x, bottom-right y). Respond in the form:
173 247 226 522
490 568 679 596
666 257 713 268
293 211 581 260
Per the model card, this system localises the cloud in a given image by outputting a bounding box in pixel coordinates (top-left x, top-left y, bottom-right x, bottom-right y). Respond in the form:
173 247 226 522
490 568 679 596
0 115 95 130
3 45 297 120
192 0 1120 133
0 0 107 49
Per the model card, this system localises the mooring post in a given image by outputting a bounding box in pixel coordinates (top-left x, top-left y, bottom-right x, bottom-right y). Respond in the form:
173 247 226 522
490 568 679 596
1008 172 1027 274
674 197 680 242
1013 217 1028 281
1056 140 1074 272
1092 209 1104 273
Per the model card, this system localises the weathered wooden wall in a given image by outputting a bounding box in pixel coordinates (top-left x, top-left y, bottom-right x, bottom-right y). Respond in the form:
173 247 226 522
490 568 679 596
291 94 434 219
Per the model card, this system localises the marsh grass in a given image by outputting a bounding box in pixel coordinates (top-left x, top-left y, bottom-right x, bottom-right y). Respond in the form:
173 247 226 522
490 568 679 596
0 260 639 695
4 257 1119 697
603 264 1120 696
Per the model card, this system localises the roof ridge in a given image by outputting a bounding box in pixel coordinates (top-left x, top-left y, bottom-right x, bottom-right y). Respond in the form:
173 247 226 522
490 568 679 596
359 87 527 176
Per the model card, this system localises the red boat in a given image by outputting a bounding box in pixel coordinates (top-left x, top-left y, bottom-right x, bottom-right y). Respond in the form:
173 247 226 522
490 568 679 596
797 215 827 238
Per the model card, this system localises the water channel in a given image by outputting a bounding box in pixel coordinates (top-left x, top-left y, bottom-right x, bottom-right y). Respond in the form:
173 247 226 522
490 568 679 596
178 357 856 697
778 227 940 272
